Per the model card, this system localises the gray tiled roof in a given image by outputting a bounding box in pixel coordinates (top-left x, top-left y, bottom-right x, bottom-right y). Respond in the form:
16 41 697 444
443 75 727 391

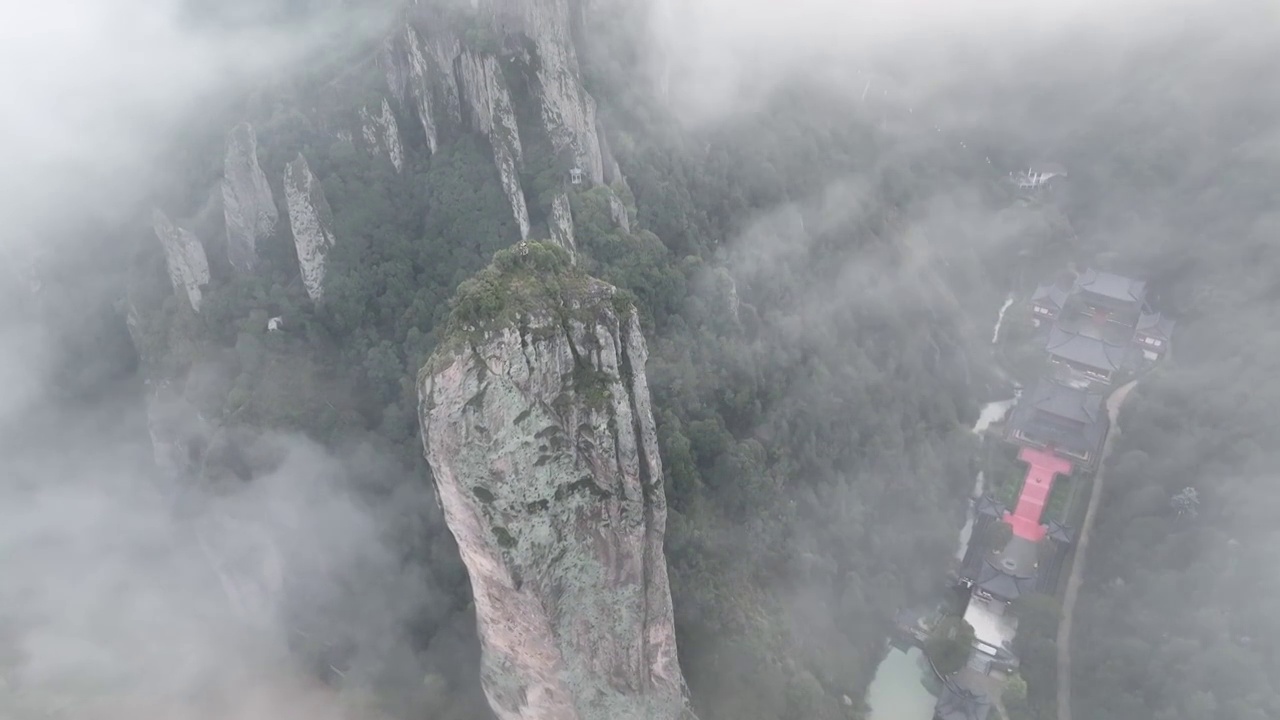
1045 519 1074 544
976 560 1038 601
1075 268 1147 303
1029 379 1102 424
1007 379 1107 457
1046 325 1129 372
1137 311 1176 339
1031 282 1070 310
975 496 1008 518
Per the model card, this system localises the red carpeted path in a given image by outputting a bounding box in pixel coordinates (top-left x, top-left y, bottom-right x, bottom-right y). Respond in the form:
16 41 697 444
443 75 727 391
1004 447 1074 542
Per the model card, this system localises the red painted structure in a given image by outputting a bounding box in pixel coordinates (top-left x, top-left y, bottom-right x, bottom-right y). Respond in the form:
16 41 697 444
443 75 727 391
1004 447 1074 542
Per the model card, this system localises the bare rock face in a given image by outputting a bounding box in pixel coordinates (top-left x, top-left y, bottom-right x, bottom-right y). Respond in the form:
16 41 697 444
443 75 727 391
605 188 631 234
494 141 532 241
383 25 532 237
284 153 337 301
151 209 210 312
458 49 531 240
419 244 692 720
221 122 279 273
458 50 525 157
488 0 606 185
549 192 576 261
359 98 405 172
382 25 462 155
597 122 624 185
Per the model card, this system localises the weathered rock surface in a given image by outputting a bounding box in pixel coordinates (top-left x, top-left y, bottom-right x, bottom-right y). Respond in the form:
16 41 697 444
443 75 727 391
597 122 624 185
488 0 606 185
151 209 210 312
382 25 462 155
459 50 524 158
605 188 631 234
284 153 337 301
549 192 576 261
458 49 531 239
221 122 278 273
419 245 691 720
494 141 532 241
382 24 532 237
359 98 405 172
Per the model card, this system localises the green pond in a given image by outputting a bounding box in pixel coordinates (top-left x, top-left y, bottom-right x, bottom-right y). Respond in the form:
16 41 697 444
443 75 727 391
865 646 937 720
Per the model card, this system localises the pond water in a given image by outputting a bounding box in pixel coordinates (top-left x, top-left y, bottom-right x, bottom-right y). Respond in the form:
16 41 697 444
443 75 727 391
865 646 937 720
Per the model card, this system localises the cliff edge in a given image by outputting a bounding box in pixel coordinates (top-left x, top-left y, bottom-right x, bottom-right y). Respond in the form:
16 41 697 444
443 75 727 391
419 242 693 720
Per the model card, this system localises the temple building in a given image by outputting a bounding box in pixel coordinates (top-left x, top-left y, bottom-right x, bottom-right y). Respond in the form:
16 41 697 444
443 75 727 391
1006 379 1108 469
1030 280 1071 326
956 495 1072 671
1135 310 1175 360
1045 326 1131 385
1029 268 1174 384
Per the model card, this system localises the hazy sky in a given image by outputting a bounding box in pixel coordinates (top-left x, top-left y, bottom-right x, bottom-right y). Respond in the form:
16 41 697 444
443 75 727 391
0 4 410 717
0 0 1226 242
0 0 389 253
651 0 1215 124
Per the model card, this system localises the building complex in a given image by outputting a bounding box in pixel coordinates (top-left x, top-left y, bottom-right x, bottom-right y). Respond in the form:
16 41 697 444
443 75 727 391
931 268 1172 720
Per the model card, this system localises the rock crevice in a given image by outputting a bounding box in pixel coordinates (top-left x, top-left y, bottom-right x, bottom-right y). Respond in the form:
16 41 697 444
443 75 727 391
459 49 531 240
486 0 606 185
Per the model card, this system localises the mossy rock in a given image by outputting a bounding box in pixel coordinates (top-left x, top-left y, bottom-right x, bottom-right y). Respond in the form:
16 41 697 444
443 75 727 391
426 241 635 378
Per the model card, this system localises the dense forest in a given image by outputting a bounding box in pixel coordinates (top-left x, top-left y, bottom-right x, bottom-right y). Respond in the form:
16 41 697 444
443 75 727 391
942 5 1280 720
1055 12 1280 720
4 0 1280 719
115 3 1016 716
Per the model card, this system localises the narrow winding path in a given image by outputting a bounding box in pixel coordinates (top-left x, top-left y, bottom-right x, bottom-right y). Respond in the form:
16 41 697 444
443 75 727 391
1056 380 1137 720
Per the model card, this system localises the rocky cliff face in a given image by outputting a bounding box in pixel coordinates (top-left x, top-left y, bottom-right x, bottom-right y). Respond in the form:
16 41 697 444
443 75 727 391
419 245 691 720
381 23 535 237
284 153 337 301
222 122 279 273
550 192 576 260
382 24 465 155
359 98 405 172
151 209 211 312
375 4 617 241
489 0 606 185
606 189 631 234
459 49 531 240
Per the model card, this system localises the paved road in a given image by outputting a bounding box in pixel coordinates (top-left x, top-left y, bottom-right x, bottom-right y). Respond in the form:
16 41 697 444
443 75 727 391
1056 380 1137 720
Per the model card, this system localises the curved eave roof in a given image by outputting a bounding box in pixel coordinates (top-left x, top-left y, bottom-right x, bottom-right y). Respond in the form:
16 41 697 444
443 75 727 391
1046 327 1127 371
1075 269 1147 303
976 561 1038 601
1031 283 1070 309
1137 311 1176 339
